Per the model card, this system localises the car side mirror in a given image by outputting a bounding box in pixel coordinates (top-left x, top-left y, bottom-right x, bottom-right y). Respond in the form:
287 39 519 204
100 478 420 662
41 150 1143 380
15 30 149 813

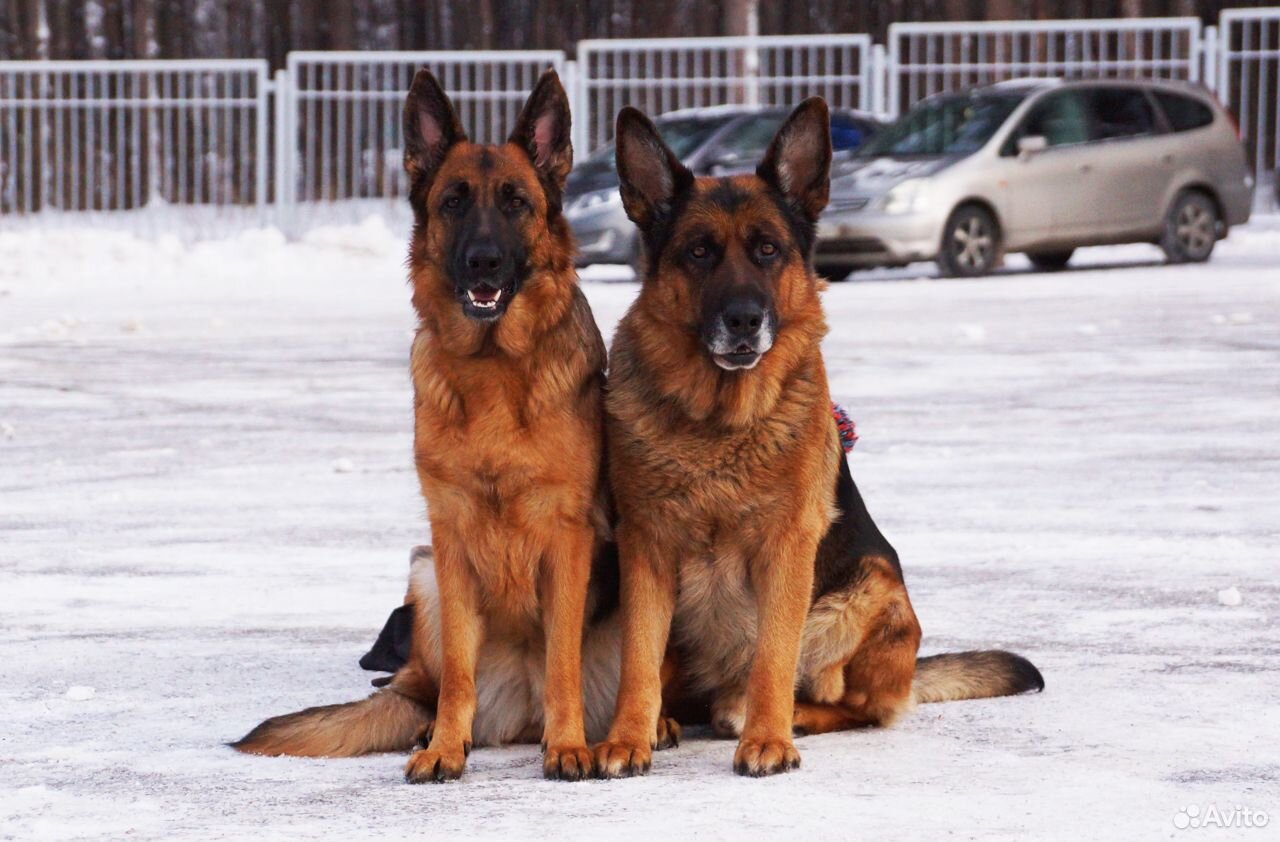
1017 135 1048 158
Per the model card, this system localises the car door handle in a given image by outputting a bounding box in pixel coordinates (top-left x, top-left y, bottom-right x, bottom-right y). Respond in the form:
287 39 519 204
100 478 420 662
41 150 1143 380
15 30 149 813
1078 164 1093 173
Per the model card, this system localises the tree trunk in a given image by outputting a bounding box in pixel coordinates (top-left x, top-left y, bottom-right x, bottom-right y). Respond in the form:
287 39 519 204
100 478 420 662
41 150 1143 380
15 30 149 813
723 0 756 37
262 0 291 69
22 0 50 60
102 0 126 59
325 0 355 50
986 0 1017 19
723 0 758 105
478 0 494 49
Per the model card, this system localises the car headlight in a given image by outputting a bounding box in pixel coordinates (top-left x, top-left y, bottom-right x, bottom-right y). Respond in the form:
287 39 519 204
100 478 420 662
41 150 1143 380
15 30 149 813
880 179 930 215
569 189 622 215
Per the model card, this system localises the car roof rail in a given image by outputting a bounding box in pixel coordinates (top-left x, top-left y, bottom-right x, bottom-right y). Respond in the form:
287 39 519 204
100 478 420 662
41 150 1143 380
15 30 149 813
984 77 1064 90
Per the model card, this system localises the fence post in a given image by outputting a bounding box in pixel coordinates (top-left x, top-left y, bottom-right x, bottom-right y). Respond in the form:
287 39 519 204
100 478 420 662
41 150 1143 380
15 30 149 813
570 50 590 157
1189 19 1203 83
886 26 901 120
256 64 270 225
744 34 761 107
1202 25 1219 94
871 43 888 118
563 58 585 158
273 67 290 231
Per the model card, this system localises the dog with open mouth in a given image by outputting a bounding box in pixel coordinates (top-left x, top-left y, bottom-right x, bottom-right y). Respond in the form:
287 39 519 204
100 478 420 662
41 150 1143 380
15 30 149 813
232 68 625 783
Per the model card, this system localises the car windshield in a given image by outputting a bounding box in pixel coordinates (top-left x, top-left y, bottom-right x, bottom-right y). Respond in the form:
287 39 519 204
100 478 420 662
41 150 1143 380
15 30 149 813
860 92 1025 157
577 116 733 173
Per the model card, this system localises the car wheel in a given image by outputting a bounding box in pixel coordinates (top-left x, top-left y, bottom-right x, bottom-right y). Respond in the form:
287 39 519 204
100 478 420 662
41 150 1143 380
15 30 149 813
938 205 1000 278
1027 249 1074 271
817 264 858 282
1161 191 1218 264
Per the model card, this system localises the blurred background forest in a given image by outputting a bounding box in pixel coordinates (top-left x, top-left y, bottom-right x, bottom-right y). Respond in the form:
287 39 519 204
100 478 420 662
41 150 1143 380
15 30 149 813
1 0 1276 67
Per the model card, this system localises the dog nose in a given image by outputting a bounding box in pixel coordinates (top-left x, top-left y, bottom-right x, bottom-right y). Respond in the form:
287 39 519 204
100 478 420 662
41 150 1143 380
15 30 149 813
465 242 503 274
722 299 765 338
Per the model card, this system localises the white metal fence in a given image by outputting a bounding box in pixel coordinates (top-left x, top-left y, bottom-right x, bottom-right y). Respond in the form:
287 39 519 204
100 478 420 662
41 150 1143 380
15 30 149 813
1220 9 1280 207
574 35 875 154
887 18 1203 118
280 50 564 220
0 59 268 219
2 12 1279 230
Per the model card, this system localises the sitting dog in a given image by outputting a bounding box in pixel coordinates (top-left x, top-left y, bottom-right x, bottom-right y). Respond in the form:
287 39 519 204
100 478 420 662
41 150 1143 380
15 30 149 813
593 99 1043 778
233 68 621 783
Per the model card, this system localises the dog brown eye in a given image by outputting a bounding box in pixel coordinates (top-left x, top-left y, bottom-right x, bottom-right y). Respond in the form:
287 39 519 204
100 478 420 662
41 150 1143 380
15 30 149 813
759 242 778 257
444 196 461 210
510 196 525 209
690 245 708 259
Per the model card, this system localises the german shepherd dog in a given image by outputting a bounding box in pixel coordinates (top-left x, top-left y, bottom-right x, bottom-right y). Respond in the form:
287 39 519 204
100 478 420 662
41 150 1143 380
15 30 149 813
593 100 1043 778
233 69 621 782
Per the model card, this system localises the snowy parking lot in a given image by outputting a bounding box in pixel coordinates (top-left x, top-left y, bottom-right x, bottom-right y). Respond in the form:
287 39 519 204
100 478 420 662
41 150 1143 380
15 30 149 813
1 218 1277 841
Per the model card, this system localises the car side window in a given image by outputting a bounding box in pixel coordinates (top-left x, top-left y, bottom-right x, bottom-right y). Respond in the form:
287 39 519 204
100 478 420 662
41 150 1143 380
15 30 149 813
704 114 874 167
702 116 784 166
830 116 875 151
1088 88 1158 141
1153 91 1214 132
1025 91 1092 147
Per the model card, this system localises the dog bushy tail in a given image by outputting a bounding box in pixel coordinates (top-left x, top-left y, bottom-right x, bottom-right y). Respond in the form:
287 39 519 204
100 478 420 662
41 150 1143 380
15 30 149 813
911 650 1044 705
231 668 434 758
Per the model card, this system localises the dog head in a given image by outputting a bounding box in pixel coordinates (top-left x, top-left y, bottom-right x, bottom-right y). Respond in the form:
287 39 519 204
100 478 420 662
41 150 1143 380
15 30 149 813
403 68 572 323
615 99 831 371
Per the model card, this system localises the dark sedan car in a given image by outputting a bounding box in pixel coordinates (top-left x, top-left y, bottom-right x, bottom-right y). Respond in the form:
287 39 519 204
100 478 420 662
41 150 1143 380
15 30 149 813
565 106 884 268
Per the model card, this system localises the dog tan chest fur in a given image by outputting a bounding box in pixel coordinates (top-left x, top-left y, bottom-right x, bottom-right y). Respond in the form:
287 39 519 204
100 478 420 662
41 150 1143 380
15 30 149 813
608 354 841 691
409 316 603 627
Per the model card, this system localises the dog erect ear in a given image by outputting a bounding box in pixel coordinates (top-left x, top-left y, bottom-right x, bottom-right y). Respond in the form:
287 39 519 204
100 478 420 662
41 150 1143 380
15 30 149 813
403 69 466 186
615 106 693 228
758 97 832 221
509 68 573 196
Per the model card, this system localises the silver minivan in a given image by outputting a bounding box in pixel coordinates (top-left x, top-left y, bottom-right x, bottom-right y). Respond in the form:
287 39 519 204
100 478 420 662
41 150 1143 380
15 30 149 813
816 79 1255 278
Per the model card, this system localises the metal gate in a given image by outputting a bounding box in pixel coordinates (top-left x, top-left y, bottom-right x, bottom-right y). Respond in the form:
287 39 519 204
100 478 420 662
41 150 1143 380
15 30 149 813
887 18 1203 117
0 59 268 222
574 35 876 155
1220 9 1280 209
280 51 564 222
2 14 1278 232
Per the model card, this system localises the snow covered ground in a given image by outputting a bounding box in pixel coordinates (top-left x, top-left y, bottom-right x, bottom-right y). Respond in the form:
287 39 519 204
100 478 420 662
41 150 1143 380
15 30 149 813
1 217 1277 841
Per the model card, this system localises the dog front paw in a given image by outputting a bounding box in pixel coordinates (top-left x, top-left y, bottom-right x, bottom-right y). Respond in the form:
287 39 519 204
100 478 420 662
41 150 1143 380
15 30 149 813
733 737 801 777
592 738 652 779
404 740 470 783
543 743 593 781
412 720 436 749
710 693 746 739
654 714 682 750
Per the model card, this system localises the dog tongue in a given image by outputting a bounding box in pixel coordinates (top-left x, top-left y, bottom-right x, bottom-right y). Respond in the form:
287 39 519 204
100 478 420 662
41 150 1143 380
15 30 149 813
471 286 500 303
